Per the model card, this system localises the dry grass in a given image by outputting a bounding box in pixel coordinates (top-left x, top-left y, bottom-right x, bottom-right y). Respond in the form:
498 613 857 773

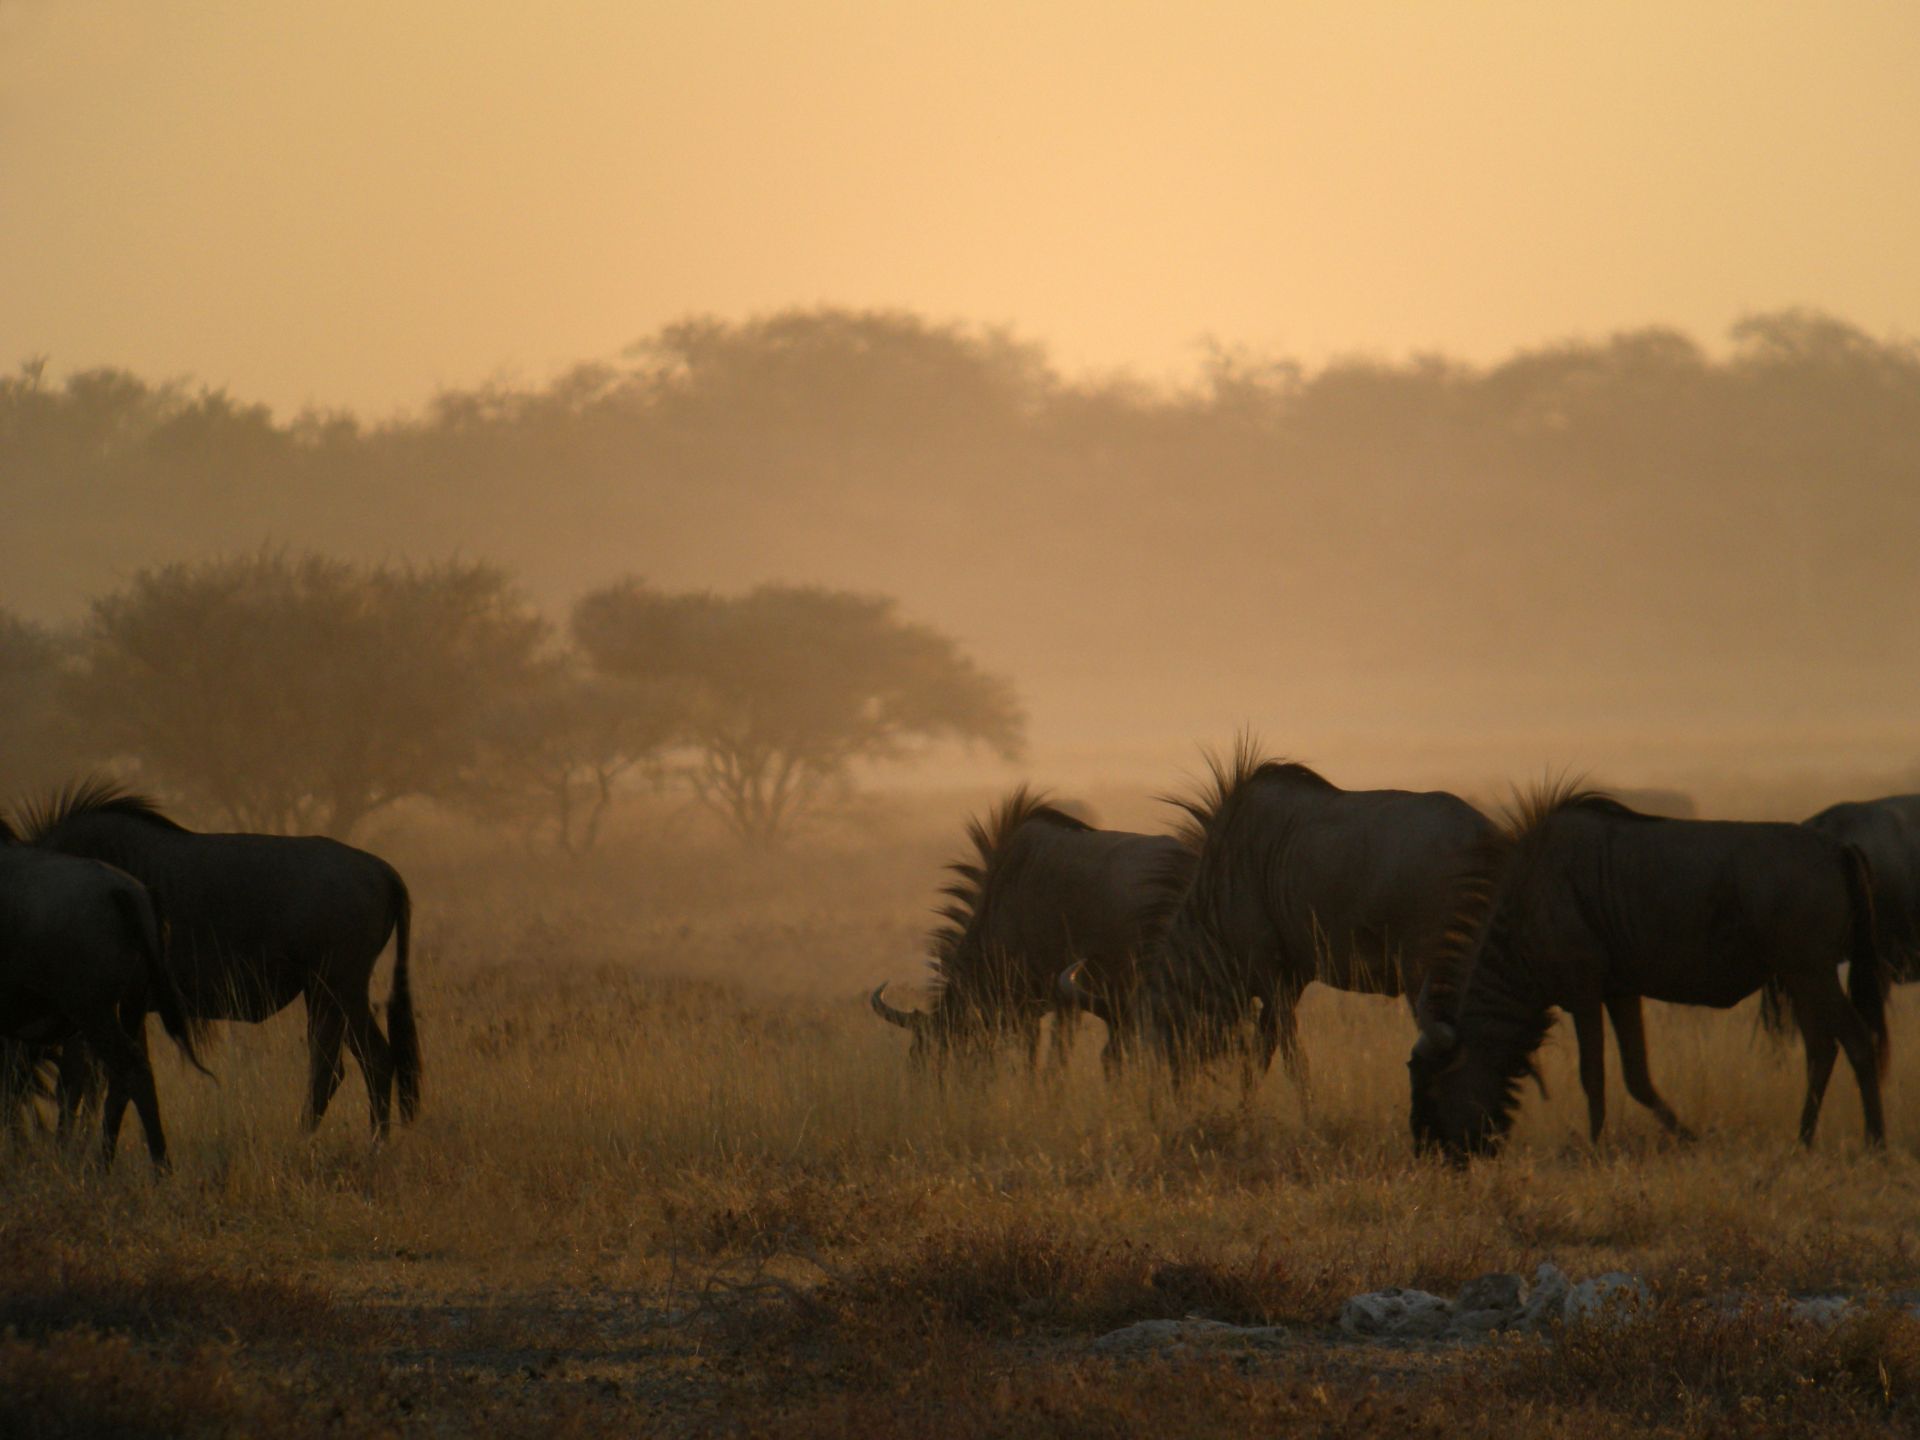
3 790 1918 1435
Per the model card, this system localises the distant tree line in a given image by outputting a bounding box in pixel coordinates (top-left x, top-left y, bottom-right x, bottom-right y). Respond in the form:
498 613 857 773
8 305 1920 739
0 551 1024 846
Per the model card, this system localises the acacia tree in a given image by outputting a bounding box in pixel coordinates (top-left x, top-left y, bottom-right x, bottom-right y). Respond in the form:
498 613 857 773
69 550 548 835
574 580 1026 844
470 659 694 852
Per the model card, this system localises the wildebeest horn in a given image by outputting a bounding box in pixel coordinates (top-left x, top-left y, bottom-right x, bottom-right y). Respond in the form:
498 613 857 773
1057 961 1095 1008
869 984 926 1030
1412 1021 1458 1060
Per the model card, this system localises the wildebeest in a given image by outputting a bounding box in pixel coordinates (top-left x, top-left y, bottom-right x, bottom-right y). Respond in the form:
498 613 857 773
1409 784 1887 1158
0 813 207 1171
1115 743 1495 1086
1805 795 1920 982
870 787 1186 1070
22 780 419 1138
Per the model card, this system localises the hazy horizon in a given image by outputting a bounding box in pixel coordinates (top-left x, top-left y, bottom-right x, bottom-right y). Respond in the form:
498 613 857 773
5 1 1919 418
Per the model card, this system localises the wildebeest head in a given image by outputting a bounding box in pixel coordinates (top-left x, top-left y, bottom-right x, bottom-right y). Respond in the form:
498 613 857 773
871 788 1087 1066
1407 782 1597 1159
869 982 938 1064
1406 1019 1506 1159
870 953 1032 1067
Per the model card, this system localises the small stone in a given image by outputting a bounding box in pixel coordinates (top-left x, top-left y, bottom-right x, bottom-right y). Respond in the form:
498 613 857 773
1565 1272 1650 1326
1338 1288 1454 1340
1518 1263 1571 1330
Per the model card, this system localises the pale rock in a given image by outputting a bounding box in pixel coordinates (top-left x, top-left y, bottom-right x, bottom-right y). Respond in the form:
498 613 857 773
1564 1272 1650 1326
1518 1263 1571 1330
1338 1288 1454 1340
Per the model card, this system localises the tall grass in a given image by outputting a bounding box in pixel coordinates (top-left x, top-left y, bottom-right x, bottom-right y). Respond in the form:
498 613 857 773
13 945 1913 1303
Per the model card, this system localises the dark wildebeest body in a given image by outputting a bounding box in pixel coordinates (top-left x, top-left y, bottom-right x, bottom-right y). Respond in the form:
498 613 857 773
1805 795 1920 982
1409 788 1887 1158
871 788 1185 1070
23 782 418 1138
1127 747 1495 1086
0 824 205 1171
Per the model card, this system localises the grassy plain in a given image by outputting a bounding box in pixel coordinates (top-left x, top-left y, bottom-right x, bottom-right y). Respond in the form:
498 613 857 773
5 785 1920 1436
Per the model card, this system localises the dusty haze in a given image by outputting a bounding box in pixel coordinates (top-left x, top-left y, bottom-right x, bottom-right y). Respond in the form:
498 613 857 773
5 1 1918 795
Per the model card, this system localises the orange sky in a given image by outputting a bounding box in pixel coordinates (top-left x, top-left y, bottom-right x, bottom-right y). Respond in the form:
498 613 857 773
3 0 1917 418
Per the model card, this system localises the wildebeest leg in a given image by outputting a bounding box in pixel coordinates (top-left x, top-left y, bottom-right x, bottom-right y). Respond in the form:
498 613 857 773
117 1011 170 1173
0 1042 32 1142
1787 973 1884 1147
1048 1005 1076 1075
341 997 395 1139
54 1041 97 1145
85 1013 168 1174
1604 995 1693 1140
1573 1003 1607 1142
1252 999 1279 1078
0 1041 49 1144
1789 989 1840 1147
303 993 348 1132
1255 985 1309 1118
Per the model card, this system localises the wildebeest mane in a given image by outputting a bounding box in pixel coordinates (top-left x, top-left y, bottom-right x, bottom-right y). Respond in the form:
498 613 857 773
1161 739 1333 854
1422 777 1651 1020
927 785 1091 989
0 811 15 844
17 777 190 841
1502 781 1658 841
1142 736 1333 928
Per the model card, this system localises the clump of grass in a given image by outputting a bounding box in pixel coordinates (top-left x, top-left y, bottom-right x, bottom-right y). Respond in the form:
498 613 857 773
0 1211 352 1349
728 1217 1314 1366
0 1330 326 1440
657 1168 920 1257
1498 1300 1920 1431
0 1261 342 1347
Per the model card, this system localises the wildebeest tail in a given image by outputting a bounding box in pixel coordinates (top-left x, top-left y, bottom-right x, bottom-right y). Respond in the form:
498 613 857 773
1756 978 1796 1042
387 872 422 1122
117 885 214 1079
1841 843 1889 1078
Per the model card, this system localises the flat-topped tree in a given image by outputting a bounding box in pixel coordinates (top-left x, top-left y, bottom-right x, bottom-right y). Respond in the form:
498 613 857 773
574 580 1025 844
69 550 548 836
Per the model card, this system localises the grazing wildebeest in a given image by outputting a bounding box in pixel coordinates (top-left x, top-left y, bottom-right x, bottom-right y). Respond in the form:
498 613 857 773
0 815 207 1171
22 781 419 1139
1409 784 1887 1159
870 787 1186 1071
1116 743 1495 1088
1805 795 1920 982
